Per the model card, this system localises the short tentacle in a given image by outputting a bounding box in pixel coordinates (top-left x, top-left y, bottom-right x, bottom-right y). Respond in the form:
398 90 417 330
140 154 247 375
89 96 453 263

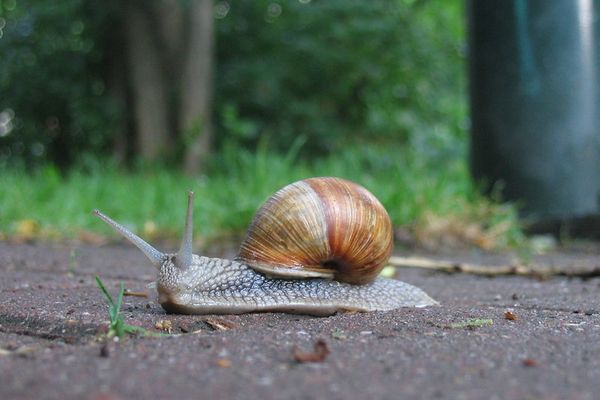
175 191 195 271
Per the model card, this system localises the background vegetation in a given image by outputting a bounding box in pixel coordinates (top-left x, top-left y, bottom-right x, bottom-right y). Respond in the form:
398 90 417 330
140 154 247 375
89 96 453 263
0 0 522 248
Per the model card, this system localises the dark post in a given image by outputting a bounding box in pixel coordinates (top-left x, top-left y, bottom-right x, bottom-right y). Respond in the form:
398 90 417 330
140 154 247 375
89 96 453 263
468 0 600 220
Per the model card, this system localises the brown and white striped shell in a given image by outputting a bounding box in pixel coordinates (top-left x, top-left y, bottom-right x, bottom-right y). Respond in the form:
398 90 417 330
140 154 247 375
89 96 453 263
237 177 393 284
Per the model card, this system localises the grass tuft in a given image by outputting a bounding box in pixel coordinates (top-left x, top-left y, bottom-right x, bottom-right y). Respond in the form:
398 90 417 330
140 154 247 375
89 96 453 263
95 276 152 338
1 143 523 249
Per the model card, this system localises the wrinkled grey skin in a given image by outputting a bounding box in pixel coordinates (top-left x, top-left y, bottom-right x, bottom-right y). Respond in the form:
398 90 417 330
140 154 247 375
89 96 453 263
94 192 437 316
157 255 437 316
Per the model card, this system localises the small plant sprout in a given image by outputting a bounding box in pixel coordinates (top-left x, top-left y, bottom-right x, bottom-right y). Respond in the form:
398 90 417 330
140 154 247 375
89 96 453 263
95 276 149 338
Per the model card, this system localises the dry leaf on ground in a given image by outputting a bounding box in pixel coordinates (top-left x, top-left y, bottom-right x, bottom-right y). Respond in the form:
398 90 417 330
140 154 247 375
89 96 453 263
504 311 517 321
292 339 330 363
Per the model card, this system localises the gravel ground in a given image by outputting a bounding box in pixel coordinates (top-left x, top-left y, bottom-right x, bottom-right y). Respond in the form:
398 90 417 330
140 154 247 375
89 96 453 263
0 241 598 400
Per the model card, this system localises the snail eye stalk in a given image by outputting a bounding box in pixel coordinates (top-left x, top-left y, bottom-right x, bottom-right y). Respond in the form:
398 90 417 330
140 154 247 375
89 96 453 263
175 191 194 271
93 209 164 268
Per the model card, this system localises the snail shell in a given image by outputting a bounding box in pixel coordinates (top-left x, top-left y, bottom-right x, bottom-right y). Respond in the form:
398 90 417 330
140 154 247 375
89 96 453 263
237 177 393 284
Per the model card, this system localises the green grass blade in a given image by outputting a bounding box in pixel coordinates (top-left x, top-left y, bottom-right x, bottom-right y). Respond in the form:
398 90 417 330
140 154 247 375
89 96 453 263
95 276 115 308
114 315 125 338
115 283 125 314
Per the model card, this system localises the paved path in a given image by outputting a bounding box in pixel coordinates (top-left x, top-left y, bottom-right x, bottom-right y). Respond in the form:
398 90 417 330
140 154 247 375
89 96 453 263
0 242 598 399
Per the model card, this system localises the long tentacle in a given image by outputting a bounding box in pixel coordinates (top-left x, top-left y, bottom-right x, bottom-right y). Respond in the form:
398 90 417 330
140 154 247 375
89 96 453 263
93 209 164 267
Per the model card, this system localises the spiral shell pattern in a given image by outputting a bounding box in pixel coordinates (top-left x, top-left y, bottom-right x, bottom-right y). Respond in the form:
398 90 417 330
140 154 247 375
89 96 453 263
237 177 393 284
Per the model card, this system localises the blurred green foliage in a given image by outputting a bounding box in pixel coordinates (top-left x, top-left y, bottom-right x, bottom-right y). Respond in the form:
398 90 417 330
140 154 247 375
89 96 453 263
0 0 120 168
0 0 466 168
216 0 466 154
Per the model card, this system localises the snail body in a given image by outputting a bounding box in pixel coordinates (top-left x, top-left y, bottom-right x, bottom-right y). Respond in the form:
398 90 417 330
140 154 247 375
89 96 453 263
95 177 436 315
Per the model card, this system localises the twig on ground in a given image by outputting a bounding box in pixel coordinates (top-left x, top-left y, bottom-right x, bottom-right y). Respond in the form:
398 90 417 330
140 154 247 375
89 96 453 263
388 256 600 279
123 290 149 298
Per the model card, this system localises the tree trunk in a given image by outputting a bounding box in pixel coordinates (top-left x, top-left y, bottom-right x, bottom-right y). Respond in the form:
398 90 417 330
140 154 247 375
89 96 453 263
107 8 128 165
181 0 214 174
155 0 184 65
125 1 170 161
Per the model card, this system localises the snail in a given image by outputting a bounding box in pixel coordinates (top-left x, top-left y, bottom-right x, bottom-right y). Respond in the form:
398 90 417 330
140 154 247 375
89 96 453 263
94 177 436 316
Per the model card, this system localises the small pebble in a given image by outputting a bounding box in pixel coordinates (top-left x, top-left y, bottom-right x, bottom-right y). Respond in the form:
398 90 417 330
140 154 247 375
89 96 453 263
99 343 111 358
178 322 190 333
